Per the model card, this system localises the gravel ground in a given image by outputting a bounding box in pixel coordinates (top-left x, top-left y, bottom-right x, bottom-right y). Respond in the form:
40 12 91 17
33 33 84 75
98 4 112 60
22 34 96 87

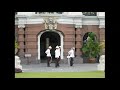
21 63 99 72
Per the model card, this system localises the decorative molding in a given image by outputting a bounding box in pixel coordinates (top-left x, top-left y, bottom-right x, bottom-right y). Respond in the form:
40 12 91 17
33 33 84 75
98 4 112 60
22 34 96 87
17 16 26 28
82 16 99 25
73 18 82 28
97 12 105 17
75 25 82 28
57 18 74 24
43 17 58 30
18 24 25 28
99 25 105 28
15 15 105 26
68 12 82 16
26 18 44 24
98 16 105 28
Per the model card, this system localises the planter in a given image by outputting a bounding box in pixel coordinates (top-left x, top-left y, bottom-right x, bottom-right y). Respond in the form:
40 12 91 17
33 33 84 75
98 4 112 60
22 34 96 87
15 48 18 55
83 57 89 63
88 58 96 63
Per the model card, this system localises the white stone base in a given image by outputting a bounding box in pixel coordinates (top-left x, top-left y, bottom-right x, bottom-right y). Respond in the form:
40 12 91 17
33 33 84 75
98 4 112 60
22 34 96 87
97 55 105 71
97 64 105 71
15 56 22 70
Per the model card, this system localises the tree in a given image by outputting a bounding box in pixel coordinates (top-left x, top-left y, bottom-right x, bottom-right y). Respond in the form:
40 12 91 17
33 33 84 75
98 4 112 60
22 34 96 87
81 32 101 59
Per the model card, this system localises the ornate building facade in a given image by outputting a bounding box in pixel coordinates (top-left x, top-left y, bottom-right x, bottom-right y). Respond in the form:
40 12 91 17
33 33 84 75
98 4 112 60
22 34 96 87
15 12 105 64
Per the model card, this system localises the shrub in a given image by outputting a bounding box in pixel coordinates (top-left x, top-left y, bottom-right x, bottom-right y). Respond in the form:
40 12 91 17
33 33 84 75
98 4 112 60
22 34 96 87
81 32 101 58
15 40 19 49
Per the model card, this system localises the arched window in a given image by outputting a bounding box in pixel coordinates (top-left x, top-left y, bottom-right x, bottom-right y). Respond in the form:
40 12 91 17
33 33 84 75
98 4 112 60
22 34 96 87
83 32 97 44
82 12 97 16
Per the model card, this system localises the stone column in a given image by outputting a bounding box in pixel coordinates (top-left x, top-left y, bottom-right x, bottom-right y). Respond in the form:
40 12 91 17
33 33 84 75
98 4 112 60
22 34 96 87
75 28 82 57
75 26 83 63
97 12 105 68
73 13 83 63
63 24 75 64
97 12 105 46
99 28 105 42
15 26 18 41
18 24 25 58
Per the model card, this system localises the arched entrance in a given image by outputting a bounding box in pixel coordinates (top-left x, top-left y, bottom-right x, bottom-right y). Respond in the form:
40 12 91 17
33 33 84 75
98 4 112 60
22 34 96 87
38 30 64 63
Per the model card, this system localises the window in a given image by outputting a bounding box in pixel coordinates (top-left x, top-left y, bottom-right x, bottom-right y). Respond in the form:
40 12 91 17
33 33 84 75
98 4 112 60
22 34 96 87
82 12 97 16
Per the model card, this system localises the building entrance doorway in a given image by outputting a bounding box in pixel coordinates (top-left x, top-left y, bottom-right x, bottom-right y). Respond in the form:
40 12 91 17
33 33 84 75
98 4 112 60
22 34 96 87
40 31 60 62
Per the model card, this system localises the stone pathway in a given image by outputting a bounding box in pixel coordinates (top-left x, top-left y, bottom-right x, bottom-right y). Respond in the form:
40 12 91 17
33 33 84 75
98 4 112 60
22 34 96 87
22 63 99 72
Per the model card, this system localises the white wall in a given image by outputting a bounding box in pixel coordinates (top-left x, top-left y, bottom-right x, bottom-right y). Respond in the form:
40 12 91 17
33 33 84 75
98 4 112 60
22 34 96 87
17 12 35 15
68 12 82 15
97 12 105 16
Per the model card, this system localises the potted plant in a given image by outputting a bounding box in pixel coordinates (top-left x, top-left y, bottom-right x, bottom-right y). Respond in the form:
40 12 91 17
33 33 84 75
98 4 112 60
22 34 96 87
15 40 19 55
81 33 101 63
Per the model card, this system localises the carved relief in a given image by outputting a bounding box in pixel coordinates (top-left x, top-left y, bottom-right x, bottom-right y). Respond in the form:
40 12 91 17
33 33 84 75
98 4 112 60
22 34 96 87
44 17 57 30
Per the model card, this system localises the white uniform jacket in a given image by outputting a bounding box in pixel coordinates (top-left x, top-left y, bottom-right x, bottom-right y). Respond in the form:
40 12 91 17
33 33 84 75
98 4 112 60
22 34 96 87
68 49 75 58
45 49 51 57
55 49 60 58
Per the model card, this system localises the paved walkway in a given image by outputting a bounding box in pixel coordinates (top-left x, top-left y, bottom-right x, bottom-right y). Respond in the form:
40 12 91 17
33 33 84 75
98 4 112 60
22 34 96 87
22 63 99 72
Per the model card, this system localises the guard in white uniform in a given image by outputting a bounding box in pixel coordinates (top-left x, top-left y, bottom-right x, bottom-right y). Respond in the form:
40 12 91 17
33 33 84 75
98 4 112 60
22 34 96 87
68 47 75 66
55 46 60 67
58 46 61 66
45 46 52 67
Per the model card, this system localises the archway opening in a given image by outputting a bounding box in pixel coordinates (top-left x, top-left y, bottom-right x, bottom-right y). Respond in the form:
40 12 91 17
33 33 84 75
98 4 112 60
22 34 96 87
40 31 60 62
83 32 97 43
82 32 99 63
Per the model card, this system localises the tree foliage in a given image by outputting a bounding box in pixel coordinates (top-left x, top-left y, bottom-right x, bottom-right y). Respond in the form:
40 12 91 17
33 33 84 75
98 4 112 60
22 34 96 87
81 32 101 58
15 40 19 49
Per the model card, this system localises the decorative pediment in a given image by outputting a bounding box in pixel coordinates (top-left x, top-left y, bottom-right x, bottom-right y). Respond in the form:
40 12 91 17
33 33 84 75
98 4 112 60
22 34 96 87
43 17 58 30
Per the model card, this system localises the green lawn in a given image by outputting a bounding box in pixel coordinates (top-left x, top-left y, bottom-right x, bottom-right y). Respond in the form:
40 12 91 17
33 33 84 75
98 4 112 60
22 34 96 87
15 71 105 78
